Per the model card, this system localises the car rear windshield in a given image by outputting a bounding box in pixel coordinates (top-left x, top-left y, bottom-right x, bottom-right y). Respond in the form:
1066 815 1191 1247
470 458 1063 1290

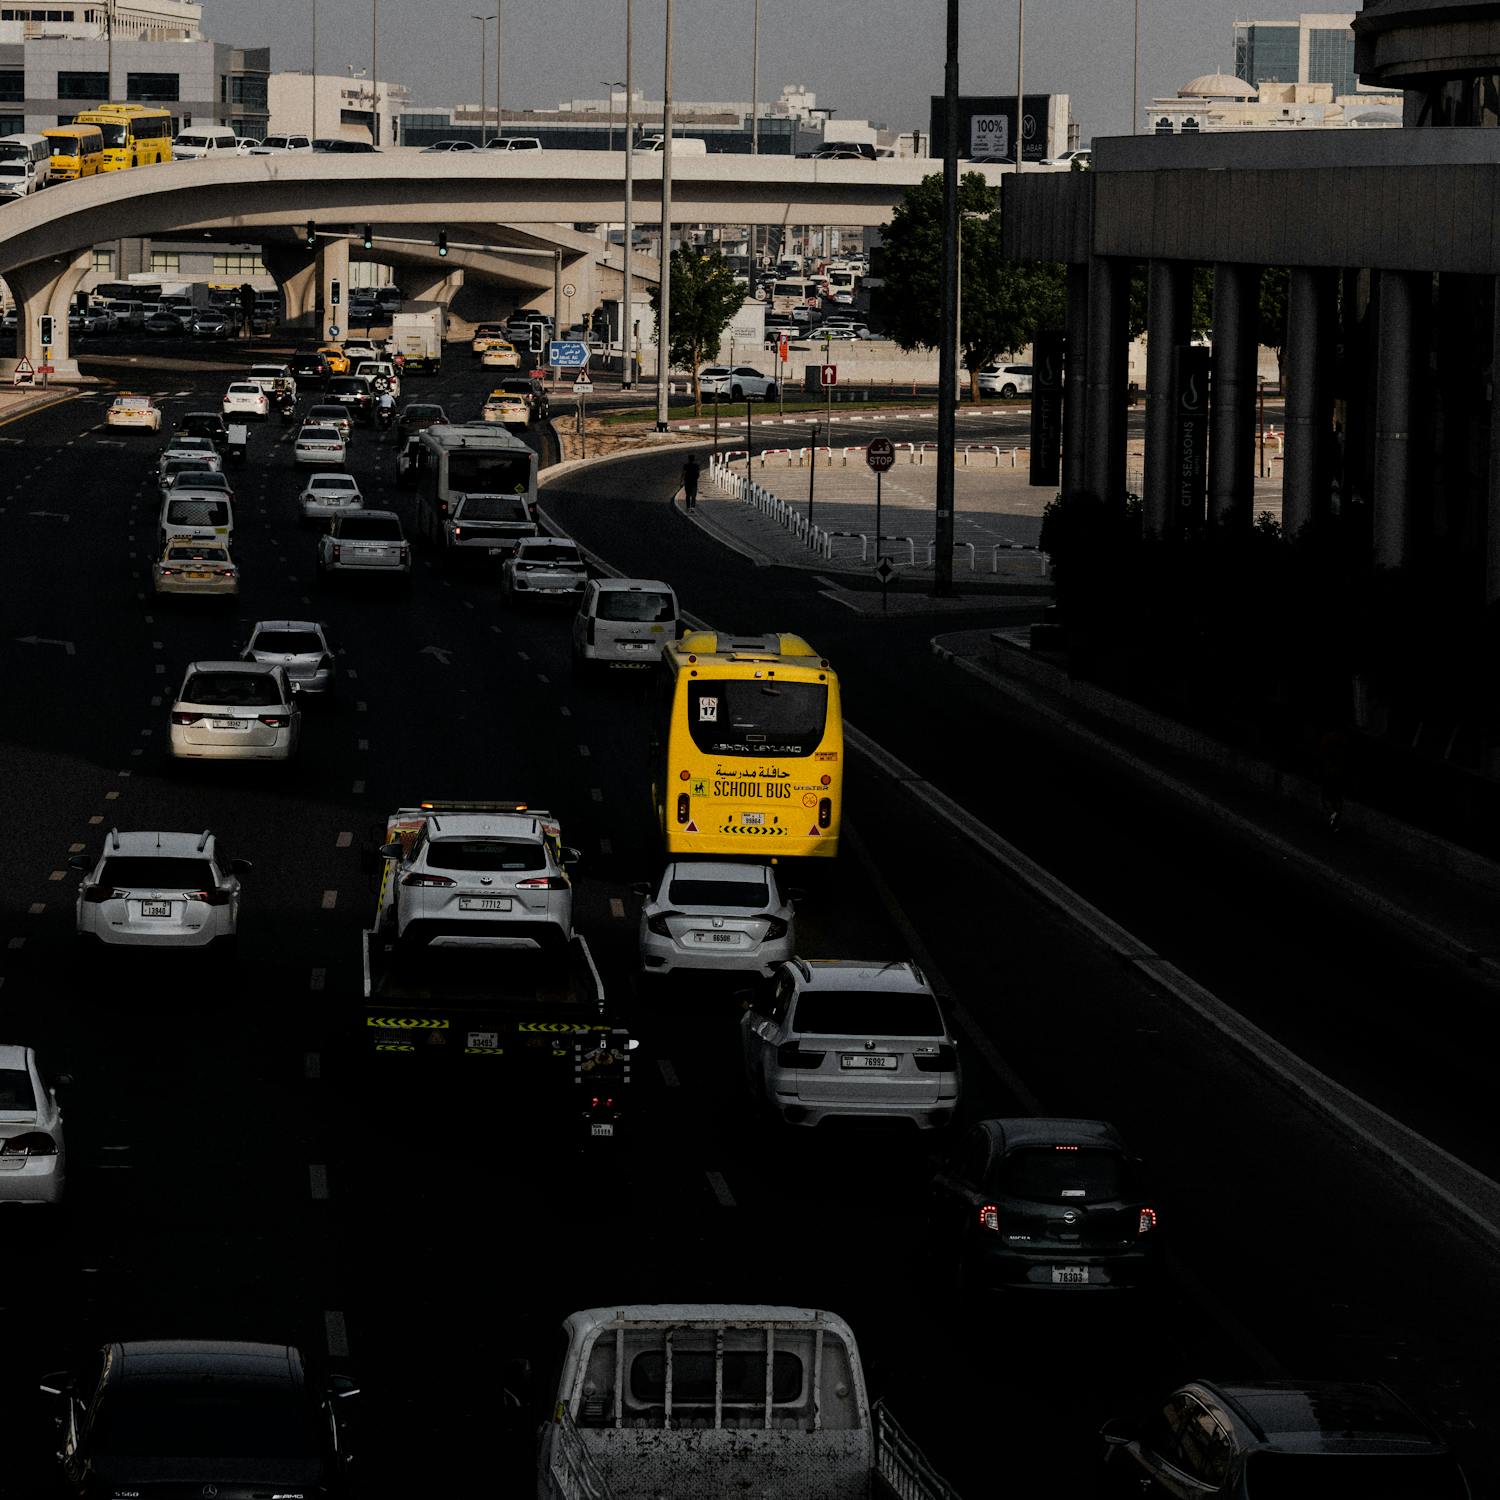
253 630 323 654
0 1066 36 1110
167 500 229 527
668 878 769 909
995 1147 1130 1202
405 405 443 421
300 427 340 441
310 475 356 490
227 385 259 395
166 546 227 562
455 496 529 523
629 1350 802 1408
424 838 545 872
792 990 943 1037
173 475 229 491
90 1385 319 1459
182 671 282 706
597 590 673 623
97 856 216 891
519 546 582 566
309 407 347 422
686 680 828 757
338 516 402 541
1244 1452 1469 1499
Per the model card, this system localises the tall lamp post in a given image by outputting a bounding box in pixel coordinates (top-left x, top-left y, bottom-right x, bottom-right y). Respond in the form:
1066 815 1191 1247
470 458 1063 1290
472 14 495 146
934 0 959 596
654 0 674 431
371 0 378 145
494 0 503 144
1015 0 1025 174
311 0 318 144
602 81 624 151
750 0 760 268
1133 0 1141 134
622 0 637 389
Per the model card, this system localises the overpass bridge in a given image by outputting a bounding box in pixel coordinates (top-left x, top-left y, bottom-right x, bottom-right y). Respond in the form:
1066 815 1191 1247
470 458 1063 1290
0 151 1000 376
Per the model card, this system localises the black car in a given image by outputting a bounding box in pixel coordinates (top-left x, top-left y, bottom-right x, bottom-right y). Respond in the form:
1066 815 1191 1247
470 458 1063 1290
313 138 379 153
143 309 185 336
41 1339 359 1498
291 348 333 386
927 1117 1158 1291
325 375 375 423
397 401 448 441
1099 1380 1471 1497
496 376 549 422
176 411 230 450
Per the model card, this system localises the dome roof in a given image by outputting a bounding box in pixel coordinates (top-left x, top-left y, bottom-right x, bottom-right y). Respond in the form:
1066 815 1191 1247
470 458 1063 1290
1180 72 1258 99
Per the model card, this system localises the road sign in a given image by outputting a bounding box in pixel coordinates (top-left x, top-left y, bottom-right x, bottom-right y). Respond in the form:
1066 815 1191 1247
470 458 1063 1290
36 364 55 376
865 437 895 473
562 282 577 299
778 338 789 362
327 324 341 339
820 364 838 387
874 558 896 583
549 340 589 369
574 374 593 395
12 356 35 388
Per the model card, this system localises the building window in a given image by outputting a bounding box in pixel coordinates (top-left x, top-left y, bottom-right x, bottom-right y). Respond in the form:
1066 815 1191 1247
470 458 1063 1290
221 75 268 109
92 248 114 273
127 72 179 102
212 252 265 276
0 70 23 103
0 113 23 136
149 252 180 274
1180 116 1200 133
1155 117 1174 134
57 71 108 100
1307 29 1357 100
1233 22 1298 87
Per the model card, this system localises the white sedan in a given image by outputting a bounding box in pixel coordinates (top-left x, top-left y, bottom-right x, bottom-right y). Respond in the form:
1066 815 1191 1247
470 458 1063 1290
222 382 270 420
0 1043 66 1204
638 861 796 977
106 394 161 431
299 471 362 522
698 364 779 401
294 423 347 467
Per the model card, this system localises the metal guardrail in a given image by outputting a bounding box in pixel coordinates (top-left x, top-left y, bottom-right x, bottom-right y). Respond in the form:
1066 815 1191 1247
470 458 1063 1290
874 1400 963 1500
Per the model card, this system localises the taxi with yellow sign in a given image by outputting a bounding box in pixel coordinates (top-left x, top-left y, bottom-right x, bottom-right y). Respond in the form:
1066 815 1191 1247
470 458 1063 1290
479 338 522 369
482 387 531 427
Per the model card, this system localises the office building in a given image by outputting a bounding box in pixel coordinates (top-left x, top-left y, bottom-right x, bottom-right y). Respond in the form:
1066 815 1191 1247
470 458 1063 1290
267 71 409 148
1234 13 1369 98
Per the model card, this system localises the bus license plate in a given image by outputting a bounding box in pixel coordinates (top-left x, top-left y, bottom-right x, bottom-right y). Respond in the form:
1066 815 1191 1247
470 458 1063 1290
742 813 764 825
840 1054 895 1069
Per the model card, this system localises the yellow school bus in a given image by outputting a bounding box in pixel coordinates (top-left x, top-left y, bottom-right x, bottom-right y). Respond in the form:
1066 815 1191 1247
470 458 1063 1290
73 104 173 170
654 631 843 859
41 125 105 181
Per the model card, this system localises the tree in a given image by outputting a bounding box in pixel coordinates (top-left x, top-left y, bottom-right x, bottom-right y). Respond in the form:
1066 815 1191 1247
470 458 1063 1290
1258 266 1290 389
648 248 745 415
871 170 1067 399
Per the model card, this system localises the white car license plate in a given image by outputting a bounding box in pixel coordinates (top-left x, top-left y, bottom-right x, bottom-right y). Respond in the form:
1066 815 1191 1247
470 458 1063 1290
212 718 252 730
742 812 764 826
459 897 512 911
488 547 505 555
690 931 741 946
840 1054 896 1069
141 901 172 918
1052 1265 1089 1285
621 641 650 651
590 1122 615 1137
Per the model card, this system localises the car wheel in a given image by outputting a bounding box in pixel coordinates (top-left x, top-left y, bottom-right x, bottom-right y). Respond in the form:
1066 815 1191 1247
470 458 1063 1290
1000 383 1018 399
731 386 744 401
765 383 777 400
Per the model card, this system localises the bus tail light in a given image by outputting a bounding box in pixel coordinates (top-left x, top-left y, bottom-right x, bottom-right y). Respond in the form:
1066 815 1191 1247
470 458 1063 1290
676 793 690 824
818 798 832 828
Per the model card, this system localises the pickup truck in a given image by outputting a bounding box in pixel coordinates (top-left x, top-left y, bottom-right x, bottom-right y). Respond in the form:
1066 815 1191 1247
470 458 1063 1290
536 1305 961 1500
365 802 633 1145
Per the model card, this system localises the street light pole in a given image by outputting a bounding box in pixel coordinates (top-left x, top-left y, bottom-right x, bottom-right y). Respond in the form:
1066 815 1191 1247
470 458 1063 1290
495 0 503 144
622 0 636 389
1015 0 1025 174
311 0 318 143
654 0 674 432
472 14 495 146
934 0 959 596
1133 0 1141 134
751 0 760 155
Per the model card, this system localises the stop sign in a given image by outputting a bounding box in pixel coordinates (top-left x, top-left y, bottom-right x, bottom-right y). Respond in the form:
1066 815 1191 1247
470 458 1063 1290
865 437 896 473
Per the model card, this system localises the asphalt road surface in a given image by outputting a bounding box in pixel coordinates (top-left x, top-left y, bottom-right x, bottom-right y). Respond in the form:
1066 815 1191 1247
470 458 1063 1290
0 348 1491 1497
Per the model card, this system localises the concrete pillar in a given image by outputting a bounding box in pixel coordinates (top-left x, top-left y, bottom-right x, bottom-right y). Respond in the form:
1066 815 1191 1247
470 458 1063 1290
1083 255 1130 504
399 267 465 307
1282 268 1338 539
0 251 88 381
1373 268 1419 571
262 243 319 330
1488 280 1500 607
1209 262 1259 531
317 237 351 342
1143 259 1192 537
1062 261 1089 496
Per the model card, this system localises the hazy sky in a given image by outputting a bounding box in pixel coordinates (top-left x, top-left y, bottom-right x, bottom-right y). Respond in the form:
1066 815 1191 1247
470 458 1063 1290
226 1 1364 142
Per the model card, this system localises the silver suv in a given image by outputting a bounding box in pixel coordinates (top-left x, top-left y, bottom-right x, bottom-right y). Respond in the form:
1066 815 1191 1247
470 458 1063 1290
317 509 411 584
740 960 961 1129
500 536 587 604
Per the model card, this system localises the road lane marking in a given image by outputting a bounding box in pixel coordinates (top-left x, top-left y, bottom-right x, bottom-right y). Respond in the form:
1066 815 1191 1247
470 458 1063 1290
599 837 613 855
352 779 366 794
590 788 603 802
321 889 338 910
357 739 368 751
324 1310 349 1357
537 673 550 685
609 897 625 919
309 1164 329 1200
659 1058 680 1087
305 1050 322 1079
310 968 326 992
705 1171 736 1208
560 706 572 717
356 701 367 713
578 744 591 757
88 815 103 825
27 903 45 915
336 831 353 848
68 843 84 853
105 790 119 800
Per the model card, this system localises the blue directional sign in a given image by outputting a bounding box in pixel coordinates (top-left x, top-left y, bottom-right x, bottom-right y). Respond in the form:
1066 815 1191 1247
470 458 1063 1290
548 340 589 369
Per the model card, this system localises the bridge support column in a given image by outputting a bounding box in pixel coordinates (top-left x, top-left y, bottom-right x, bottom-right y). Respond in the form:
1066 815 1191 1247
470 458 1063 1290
1061 262 1089 498
262 243 319 332
317 238 350 341
1208 262 1259 533
1282 267 1338 540
1143 258 1192 538
398 268 465 307
1083 255 1129 506
0 250 89 381
1373 268 1420 572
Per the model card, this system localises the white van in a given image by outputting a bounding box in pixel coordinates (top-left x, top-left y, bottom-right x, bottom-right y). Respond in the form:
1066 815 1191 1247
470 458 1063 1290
635 135 707 156
0 133 52 194
159 492 235 550
572 577 680 674
172 126 239 160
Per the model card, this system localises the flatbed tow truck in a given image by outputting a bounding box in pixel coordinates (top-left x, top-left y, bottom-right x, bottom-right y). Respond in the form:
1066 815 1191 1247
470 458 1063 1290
362 801 634 1144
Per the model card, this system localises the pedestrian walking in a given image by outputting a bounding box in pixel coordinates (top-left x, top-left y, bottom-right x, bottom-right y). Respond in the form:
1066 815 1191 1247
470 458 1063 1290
1316 725 1350 833
681 454 701 512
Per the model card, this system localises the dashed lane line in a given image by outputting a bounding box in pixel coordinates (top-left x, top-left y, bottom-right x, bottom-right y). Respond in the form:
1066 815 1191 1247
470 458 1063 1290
309 1164 329 1200
324 1310 349 1358
310 968 326 992
705 1171 737 1208
658 1058 680 1087
320 890 338 910
335 831 353 848
609 897 625 919
305 1051 322 1079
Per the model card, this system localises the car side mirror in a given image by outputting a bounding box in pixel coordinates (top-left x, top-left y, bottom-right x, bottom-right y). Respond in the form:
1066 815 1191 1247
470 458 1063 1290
631 882 651 898
561 847 582 867
38 1373 74 1398
1099 1415 1136 1448
67 855 89 873
378 841 404 861
228 859 253 875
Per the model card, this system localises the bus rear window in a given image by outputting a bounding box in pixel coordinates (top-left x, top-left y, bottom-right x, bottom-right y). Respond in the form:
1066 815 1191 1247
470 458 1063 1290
448 451 532 495
687 680 827 756
455 495 529 523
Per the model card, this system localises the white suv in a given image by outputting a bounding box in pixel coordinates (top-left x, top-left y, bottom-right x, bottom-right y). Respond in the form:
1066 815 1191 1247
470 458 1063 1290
380 809 579 950
740 960 962 1129
698 364 778 401
976 364 1033 399
71 830 248 949
500 536 588 605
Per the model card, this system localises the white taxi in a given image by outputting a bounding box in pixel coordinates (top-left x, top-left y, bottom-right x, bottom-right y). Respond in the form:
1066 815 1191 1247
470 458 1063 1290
480 340 522 369
106 394 162 431
153 536 239 599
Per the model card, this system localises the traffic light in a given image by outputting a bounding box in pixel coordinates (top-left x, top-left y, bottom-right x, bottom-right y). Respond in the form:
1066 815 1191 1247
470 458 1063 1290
363 224 373 251
38 314 54 346
437 230 448 258
529 324 545 355
330 279 341 307
305 220 317 248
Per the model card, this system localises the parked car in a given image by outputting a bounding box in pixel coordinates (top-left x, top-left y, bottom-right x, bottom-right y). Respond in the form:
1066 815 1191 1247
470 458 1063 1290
698 364 778 401
976 363 1033 398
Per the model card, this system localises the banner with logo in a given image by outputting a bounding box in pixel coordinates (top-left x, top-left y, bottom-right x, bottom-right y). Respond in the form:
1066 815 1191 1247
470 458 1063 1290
1171 346 1211 535
1029 330 1064 487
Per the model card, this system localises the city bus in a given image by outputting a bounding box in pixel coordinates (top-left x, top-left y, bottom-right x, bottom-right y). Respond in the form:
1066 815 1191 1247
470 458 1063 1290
770 277 826 316
73 104 173 170
410 421 539 549
654 631 843 860
42 124 104 181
